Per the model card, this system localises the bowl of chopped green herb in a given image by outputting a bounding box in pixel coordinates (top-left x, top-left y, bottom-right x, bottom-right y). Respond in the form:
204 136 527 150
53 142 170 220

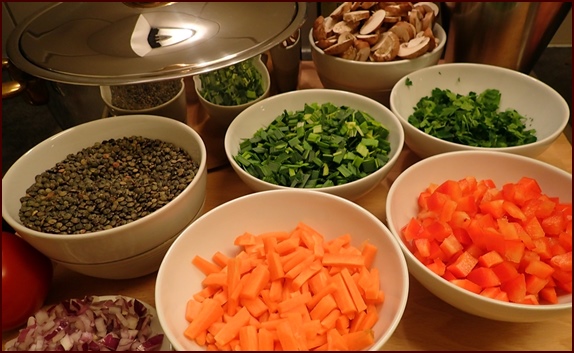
2 115 208 279
193 55 271 128
389 63 570 159
224 89 404 201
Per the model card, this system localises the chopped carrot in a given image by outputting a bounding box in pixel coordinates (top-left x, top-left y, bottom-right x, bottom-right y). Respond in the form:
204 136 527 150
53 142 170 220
192 255 222 275
185 222 384 351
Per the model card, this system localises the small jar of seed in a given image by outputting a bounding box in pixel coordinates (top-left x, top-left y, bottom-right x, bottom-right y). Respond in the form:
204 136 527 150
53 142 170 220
100 79 188 123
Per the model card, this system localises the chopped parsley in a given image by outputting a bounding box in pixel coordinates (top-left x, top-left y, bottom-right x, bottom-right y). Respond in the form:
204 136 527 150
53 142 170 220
405 77 413 87
407 88 537 147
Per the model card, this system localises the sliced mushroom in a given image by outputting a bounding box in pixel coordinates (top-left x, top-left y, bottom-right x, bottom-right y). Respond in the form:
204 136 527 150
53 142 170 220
408 9 423 33
356 32 380 45
340 45 358 60
413 2 440 17
315 37 337 50
338 31 356 44
382 15 401 24
330 2 353 20
324 36 354 56
323 16 337 35
419 27 437 51
421 11 436 31
389 21 417 43
350 2 361 11
383 3 412 17
312 16 327 41
354 39 371 61
332 20 361 34
360 2 378 10
359 9 386 35
371 31 400 62
397 35 430 59
343 10 371 23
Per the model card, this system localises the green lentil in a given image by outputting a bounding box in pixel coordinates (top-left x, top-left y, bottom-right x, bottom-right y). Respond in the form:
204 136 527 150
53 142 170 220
18 136 199 235
110 79 182 110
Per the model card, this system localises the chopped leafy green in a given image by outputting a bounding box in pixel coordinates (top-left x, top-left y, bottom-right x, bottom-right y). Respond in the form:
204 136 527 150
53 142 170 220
198 58 264 106
405 78 413 87
408 88 537 147
234 102 392 188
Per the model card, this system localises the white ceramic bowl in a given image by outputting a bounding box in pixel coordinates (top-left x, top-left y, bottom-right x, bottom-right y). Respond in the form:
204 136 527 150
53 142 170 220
224 89 404 201
156 189 409 351
52 201 204 280
310 23 446 106
193 55 271 129
2 115 207 273
386 151 572 322
390 63 570 159
100 79 187 123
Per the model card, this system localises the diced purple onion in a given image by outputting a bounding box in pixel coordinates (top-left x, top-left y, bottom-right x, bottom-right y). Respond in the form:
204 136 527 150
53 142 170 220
4 296 164 351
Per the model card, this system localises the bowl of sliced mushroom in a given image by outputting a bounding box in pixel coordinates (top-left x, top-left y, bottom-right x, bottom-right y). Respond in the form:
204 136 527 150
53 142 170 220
309 1 446 106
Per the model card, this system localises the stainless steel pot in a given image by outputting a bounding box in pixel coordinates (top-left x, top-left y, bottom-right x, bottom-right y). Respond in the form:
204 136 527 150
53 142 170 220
3 2 307 129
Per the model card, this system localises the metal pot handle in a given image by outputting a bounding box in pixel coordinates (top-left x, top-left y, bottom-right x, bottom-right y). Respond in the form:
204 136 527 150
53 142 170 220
2 57 48 104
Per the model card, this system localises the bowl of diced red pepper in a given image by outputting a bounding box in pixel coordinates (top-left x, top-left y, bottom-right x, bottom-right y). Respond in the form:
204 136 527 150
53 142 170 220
386 150 572 322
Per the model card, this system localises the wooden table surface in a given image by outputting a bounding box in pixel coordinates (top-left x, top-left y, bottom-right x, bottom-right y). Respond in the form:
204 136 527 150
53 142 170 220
3 61 572 351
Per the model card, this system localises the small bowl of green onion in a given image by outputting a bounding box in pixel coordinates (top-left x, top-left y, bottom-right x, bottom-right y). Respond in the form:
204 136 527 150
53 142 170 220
193 55 271 130
390 63 570 160
224 89 405 201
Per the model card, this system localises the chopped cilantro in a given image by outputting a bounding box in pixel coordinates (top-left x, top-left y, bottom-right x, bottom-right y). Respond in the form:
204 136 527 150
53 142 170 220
405 78 413 87
407 88 537 147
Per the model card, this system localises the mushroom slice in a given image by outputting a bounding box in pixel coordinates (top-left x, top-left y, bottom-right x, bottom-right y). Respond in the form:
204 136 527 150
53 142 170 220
413 2 440 17
421 11 436 31
388 21 417 43
315 36 337 50
356 33 380 45
383 3 412 17
397 35 430 59
340 45 358 60
312 16 327 41
343 10 371 23
333 20 361 34
408 9 423 33
360 2 378 10
359 9 386 35
371 31 400 62
382 15 401 24
350 2 361 11
324 36 354 56
338 31 356 44
419 27 437 51
323 16 337 35
353 39 371 61
330 2 353 20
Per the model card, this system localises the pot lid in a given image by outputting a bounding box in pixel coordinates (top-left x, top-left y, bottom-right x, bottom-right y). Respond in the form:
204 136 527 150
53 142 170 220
7 2 307 86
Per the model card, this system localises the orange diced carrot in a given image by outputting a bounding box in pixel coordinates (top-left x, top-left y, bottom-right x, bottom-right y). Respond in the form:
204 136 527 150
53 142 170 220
310 293 337 321
340 267 367 312
185 299 202 323
193 255 223 275
322 253 365 267
184 298 225 341
239 325 258 351
331 272 357 315
240 263 270 299
212 251 230 268
214 306 252 347
257 328 275 351
341 329 375 350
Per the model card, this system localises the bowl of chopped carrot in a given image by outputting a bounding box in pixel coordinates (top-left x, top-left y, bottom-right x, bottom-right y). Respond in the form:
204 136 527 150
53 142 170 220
389 63 570 160
224 88 405 201
386 150 572 322
155 188 410 350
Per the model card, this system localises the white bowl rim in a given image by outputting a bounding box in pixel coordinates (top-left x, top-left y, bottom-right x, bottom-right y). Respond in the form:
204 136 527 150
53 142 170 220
308 22 447 67
224 88 405 193
386 150 572 312
2 114 207 241
192 54 271 110
389 62 571 152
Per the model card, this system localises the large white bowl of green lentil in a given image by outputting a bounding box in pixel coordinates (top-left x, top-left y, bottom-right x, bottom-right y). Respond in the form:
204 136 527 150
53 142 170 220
224 89 405 201
2 115 207 278
390 63 571 159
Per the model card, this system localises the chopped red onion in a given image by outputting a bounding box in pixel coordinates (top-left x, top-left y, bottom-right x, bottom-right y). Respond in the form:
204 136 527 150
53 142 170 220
4 296 164 351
